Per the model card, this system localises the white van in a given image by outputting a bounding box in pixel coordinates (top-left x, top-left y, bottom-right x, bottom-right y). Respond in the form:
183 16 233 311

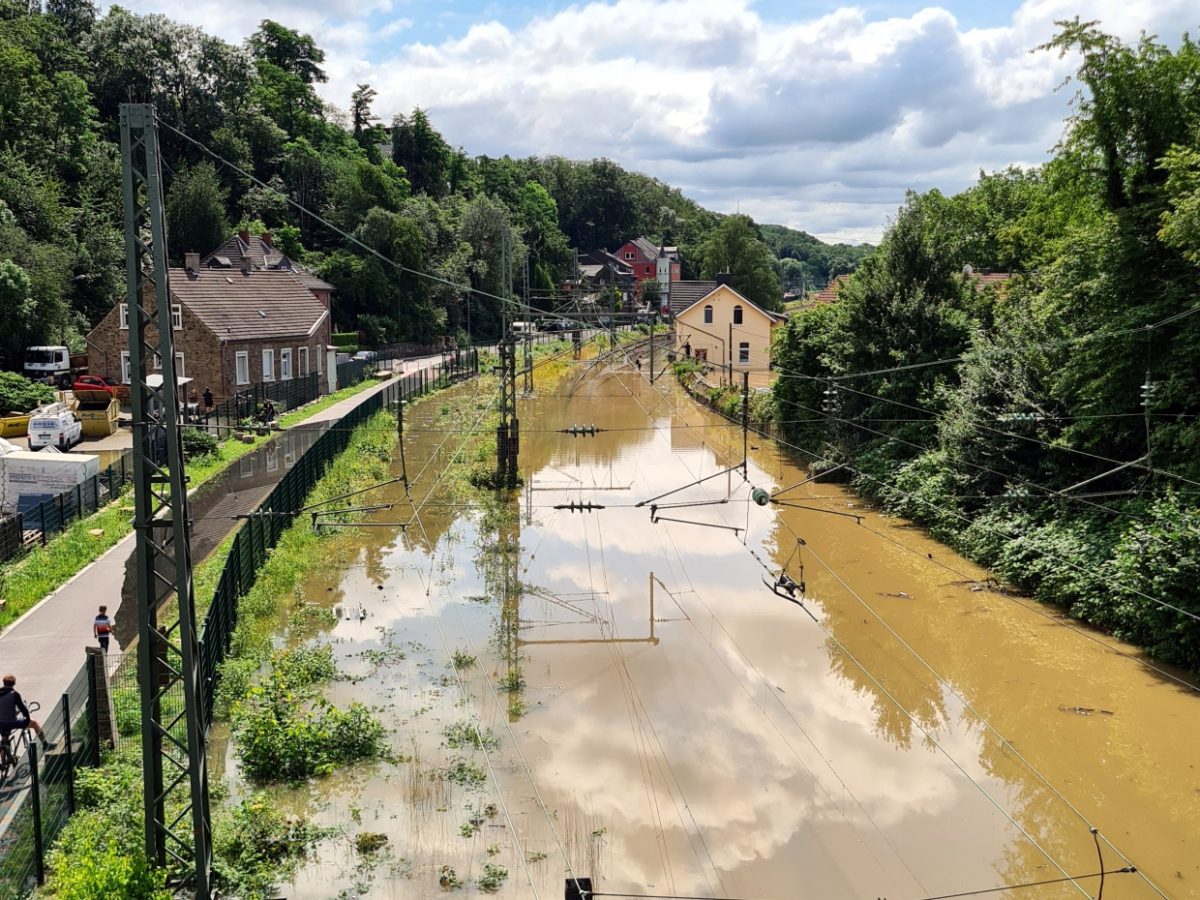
27 403 83 451
511 321 538 335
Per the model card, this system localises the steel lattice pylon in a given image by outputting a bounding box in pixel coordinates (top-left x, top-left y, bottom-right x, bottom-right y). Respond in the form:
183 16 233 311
119 103 212 898
496 337 520 486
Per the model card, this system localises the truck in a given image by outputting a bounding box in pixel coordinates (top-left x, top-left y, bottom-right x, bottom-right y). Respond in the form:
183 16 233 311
23 346 88 388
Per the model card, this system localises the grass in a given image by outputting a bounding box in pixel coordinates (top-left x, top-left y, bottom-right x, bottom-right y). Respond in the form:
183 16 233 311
0 375 387 633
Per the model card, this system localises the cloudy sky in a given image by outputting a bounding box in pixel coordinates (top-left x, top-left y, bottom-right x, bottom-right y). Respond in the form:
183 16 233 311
115 0 1197 243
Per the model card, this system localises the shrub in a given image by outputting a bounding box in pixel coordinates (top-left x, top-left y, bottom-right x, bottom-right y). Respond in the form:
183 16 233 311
332 332 358 348
0 370 55 414
181 426 220 459
213 794 326 896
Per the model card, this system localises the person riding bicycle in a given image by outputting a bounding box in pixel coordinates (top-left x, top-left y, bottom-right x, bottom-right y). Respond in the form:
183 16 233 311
0 675 55 751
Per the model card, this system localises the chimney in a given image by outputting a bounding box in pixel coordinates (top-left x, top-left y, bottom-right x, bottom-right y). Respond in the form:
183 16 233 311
261 231 272 248
184 252 200 273
238 229 250 246
240 255 252 274
715 270 732 286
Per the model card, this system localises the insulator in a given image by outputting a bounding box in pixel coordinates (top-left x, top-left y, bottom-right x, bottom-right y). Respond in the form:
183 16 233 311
751 487 771 506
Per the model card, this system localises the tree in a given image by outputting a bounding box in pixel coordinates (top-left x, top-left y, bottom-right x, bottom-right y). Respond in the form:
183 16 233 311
0 258 36 366
391 109 450 197
165 162 229 261
700 215 782 311
45 0 96 39
350 84 377 141
248 20 326 84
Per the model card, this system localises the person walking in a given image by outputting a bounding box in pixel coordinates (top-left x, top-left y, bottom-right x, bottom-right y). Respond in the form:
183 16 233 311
0 675 55 750
93 605 113 652
202 386 214 414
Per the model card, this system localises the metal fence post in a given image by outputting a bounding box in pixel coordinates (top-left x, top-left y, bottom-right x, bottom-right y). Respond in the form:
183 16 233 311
39 502 47 546
29 742 44 885
87 655 101 766
62 692 75 814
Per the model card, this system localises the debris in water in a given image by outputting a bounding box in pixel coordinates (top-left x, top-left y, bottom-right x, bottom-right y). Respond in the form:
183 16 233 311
878 591 913 599
1058 705 1115 716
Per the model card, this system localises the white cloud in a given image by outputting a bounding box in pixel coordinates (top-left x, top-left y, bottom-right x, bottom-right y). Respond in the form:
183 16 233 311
112 0 1197 243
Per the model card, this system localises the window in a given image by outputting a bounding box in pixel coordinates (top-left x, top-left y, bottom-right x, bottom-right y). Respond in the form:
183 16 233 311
235 351 249 385
171 304 182 330
175 353 185 378
733 305 743 325
120 351 131 384
119 303 129 330
299 346 309 376
280 348 292 380
262 348 274 381
153 352 162 370
624 251 635 260
738 342 750 364
703 305 713 324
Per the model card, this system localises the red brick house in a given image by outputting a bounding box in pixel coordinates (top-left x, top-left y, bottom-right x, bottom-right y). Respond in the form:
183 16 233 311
86 265 331 404
614 237 680 283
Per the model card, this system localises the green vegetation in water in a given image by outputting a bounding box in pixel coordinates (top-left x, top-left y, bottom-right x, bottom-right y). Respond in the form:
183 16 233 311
355 832 389 854
442 721 499 751
436 758 487 788
477 863 508 893
439 865 463 890
498 666 525 693
451 649 477 669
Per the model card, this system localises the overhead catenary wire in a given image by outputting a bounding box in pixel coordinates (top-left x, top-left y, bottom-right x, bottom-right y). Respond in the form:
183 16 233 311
686 400 1172 897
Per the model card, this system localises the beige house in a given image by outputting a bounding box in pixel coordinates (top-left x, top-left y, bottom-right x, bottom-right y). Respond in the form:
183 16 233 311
673 278 786 379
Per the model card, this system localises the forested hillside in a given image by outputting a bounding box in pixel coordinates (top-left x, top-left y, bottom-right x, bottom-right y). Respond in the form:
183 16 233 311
0 0 856 361
773 21 1200 669
759 224 872 294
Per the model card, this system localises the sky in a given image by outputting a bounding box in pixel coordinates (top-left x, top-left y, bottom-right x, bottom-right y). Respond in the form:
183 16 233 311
112 0 1198 244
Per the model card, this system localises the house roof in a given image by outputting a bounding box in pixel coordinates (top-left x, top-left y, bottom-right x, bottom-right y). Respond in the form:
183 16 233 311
170 268 329 341
674 282 786 323
631 237 659 260
967 271 1011 287
810 273 851 305
203 233 334 293
668 280 719 315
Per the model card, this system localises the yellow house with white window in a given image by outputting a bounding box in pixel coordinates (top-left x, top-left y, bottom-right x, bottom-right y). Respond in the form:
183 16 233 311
672 281 785 382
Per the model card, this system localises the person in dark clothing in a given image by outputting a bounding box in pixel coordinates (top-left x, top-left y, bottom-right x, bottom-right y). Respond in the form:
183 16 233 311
0 675 55 750
93 605 113 652
261 399 276 423
202 387 214 414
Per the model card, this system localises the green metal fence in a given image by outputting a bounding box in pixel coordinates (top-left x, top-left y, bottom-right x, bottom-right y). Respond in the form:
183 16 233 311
0 451 135 565
0 663 99 898
0 349 477 895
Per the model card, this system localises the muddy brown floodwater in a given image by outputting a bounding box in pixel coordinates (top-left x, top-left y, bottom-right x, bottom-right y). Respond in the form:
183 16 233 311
231 361 1200 899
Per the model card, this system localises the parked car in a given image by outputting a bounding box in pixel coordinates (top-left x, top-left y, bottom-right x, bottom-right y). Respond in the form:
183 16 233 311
351 350 378 362
72 375 117 395
27 403 83 450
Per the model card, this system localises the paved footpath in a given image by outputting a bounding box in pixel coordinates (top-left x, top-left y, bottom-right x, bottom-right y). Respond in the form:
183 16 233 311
0 359 439 713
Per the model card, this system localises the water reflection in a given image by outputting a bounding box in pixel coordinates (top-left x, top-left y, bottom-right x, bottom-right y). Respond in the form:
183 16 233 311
265 369 1188 899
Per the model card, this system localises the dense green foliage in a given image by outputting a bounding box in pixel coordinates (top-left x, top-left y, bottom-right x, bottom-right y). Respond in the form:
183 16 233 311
0 369 53 412
0 1 863 356
760 223 873 293
772 21 1200 669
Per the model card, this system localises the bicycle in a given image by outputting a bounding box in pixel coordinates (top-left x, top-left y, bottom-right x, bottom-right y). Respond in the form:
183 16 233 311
0 700 42 786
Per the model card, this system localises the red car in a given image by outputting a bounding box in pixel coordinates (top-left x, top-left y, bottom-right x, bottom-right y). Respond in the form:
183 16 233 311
72 375 117 395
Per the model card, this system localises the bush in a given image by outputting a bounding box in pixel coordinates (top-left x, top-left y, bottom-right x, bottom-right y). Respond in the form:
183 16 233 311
0 370 55 414
332 332 358 348
181 426 220 459
233 657 387 781
213 793 326 896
